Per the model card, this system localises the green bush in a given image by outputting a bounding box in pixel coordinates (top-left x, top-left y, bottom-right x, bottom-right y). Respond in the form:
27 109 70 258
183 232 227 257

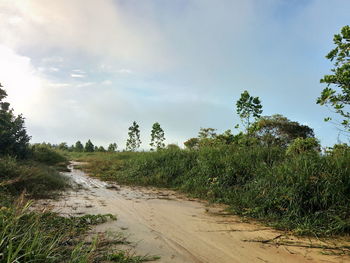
286 137 320 155
30 144 67 166
0 157 68 198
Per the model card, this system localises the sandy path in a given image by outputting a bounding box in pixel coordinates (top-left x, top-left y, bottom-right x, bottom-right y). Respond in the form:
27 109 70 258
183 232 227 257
39 162 349 263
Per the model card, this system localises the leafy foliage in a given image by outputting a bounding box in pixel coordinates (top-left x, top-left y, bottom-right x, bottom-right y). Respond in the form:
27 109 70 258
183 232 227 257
236 90 263 132
286 137 321 156
150 122 165 151
252 114 315 147
126 121 141 151
184 137 200 149
108 143 118 152
31 144 67 166
85 139 94 152
317 25 350 132
75 141 84 152
0 84 31 158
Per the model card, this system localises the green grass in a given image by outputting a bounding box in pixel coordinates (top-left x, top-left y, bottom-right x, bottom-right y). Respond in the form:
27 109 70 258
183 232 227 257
0 152 158 262
0 195 152 263
73 146 350 236
0 156 69 198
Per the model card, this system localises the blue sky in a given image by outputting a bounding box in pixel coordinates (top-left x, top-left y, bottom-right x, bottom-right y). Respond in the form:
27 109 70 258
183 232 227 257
0 0 349 148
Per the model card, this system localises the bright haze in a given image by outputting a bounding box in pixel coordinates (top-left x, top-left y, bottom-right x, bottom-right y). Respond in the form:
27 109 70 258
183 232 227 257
0 0 349 148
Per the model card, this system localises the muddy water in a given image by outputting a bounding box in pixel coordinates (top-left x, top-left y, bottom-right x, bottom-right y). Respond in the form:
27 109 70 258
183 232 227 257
40 162 349 263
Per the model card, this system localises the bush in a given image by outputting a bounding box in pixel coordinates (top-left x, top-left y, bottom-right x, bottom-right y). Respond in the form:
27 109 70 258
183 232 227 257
30 144 67 166
0 157 68 198
286 137 320 155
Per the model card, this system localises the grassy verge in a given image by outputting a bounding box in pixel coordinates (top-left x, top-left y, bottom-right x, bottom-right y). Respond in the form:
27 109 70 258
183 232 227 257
0 194 157 263
0 153 158 262
69 146 350 236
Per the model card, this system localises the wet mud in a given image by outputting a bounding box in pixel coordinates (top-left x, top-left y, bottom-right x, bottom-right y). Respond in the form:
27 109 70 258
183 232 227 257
36 162 350 263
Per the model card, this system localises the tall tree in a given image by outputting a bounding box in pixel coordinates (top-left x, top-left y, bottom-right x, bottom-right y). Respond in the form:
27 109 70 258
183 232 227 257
317 25 350 132
126 121 141 151
236 90 263 133
0 84 31 158
84 139 94 152
108 143 117 152
150 122 166 151
75 141 84 152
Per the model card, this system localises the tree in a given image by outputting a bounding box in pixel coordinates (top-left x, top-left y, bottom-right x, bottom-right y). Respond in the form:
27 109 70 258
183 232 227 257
236 90 263 133
126 121 141 151
97 146 106 152
252 114 315 147
184 137 200 149
0 84 31 158
215 129 235 145
85 139 94 152
317 25 350 132
58 142 68 151
75 141 84 152
150 122 165 151
108 143 117 152
198 127 217 139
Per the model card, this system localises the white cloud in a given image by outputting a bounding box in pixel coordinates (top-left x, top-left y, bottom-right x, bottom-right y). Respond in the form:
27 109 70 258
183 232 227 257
0 45 43 114
70 74 85 78
72 69 85 74
0 0 170 72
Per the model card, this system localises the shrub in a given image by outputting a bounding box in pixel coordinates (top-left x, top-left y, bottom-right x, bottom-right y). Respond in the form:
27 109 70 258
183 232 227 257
0 157 68 198
286 137 321 155
30 144 67 166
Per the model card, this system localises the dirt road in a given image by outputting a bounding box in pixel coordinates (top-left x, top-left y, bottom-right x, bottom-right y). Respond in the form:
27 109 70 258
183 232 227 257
39 162 349 263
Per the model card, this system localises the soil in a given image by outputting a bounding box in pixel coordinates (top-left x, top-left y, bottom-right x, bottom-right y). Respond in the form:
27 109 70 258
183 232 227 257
36 162 350 263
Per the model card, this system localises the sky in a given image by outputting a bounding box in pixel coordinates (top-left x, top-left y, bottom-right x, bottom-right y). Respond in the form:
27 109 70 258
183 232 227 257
0 0 349 149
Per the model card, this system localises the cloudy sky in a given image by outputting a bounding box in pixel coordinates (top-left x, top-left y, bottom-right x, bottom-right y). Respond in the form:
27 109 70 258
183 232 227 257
0 0 349 148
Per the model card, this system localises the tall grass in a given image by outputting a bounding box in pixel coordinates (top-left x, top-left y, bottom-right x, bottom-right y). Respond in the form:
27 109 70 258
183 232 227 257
0 156 69 198
0 195 149 263
80 146 350 236
0 153 156 262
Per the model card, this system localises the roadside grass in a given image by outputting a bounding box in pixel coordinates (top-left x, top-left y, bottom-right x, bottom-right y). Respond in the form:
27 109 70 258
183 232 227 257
0 194 154 263
73 146 350 236
0 152 158 263
0 156 69 198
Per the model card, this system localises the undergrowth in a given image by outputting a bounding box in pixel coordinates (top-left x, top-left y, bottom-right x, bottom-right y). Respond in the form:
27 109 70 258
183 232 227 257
76 146 350 236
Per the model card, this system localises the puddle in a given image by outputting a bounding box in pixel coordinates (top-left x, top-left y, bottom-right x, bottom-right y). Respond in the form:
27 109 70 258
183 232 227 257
37 162 349 263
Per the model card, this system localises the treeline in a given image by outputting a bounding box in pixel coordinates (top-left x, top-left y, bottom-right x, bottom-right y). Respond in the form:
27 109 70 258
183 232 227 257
37 140 118 153
47 120 167 153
